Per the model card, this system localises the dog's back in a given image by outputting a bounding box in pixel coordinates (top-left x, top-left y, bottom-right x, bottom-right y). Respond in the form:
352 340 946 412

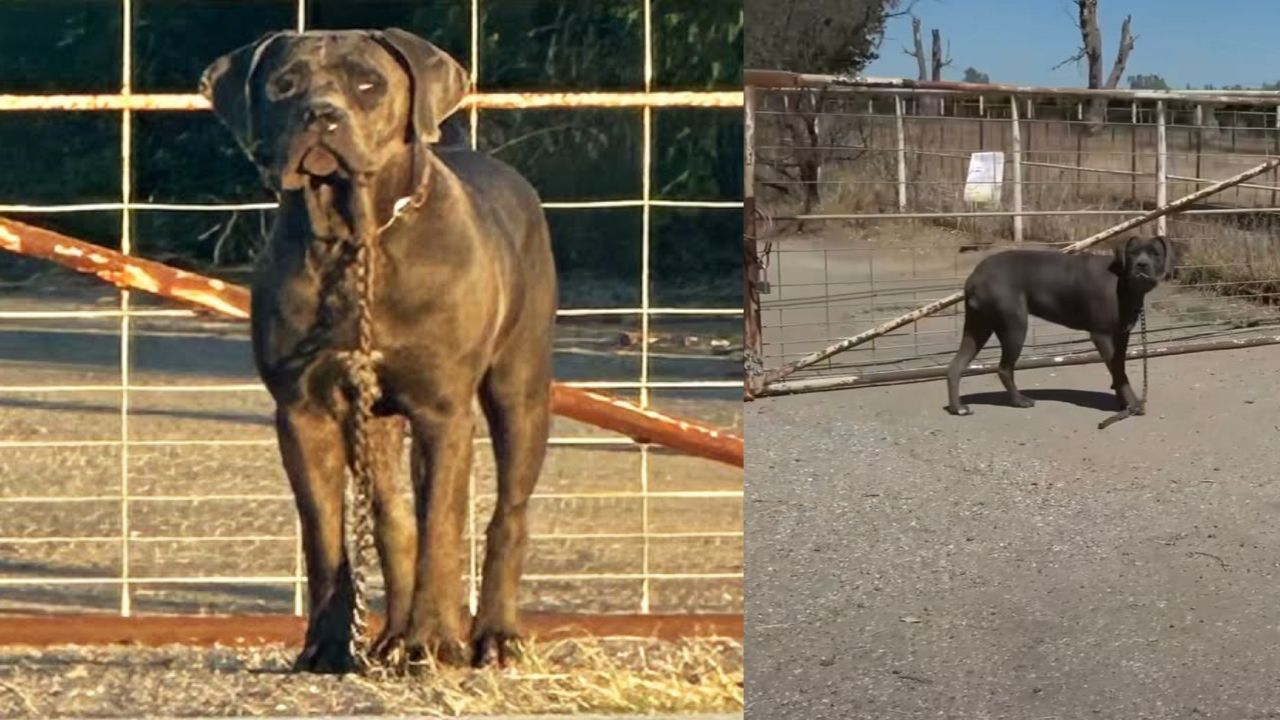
964 249 1117 332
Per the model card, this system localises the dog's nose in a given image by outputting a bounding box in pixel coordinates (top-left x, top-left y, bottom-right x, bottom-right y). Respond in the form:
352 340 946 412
304 101 343 132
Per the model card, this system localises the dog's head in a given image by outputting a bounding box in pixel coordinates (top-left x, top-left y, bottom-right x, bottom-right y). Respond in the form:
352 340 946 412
199 29 468 193
1111 235 1173 289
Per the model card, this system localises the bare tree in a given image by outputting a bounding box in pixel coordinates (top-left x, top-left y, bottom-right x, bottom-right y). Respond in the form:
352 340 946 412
904 16 928 80
904 16 951 115
903 16 950 82
1055 0 1135 132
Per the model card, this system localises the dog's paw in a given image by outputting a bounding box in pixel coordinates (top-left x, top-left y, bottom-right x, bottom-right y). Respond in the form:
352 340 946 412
370 629 410 673
404 629 468 674
947 404 973 416
293 638 354 674
1010 395 1036 409
471 628 523 668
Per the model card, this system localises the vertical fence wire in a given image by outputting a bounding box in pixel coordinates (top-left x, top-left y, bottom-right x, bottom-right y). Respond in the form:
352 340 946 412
466 0 483 623
637 0 655 614
292 0 308 619
117 0 134 618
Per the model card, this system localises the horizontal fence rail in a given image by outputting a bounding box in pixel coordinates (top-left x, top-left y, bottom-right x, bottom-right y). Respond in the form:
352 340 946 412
744 72 1280 399
0 0 745 623
0 91 743 112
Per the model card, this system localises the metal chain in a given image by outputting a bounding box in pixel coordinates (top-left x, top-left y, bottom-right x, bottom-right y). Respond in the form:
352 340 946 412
336 180 429 675
339 232 383 675
1140 305 1148 404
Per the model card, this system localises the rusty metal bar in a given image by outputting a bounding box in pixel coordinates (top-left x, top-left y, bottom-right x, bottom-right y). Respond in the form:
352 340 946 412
0 90 742 112
759 156 1280 387
0 217 744 468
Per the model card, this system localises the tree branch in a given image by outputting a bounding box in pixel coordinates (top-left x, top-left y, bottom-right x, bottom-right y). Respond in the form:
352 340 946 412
1052 47 1087 71
1104 14 1135 89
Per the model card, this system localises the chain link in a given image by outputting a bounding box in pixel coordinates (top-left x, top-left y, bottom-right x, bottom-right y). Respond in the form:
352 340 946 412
1140 305 1148 404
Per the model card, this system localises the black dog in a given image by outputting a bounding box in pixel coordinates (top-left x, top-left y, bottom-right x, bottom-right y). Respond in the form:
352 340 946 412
946 235 1171 417
200 29 557 671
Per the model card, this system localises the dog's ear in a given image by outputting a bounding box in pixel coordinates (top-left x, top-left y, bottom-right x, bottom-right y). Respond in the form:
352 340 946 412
200 31 292 157
1154 235 1176 279
1110 235 1136 274
373 28 469 144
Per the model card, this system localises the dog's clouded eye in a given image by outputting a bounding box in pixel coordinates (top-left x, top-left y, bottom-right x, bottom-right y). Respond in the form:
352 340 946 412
346 65 384 98
267 69 304 101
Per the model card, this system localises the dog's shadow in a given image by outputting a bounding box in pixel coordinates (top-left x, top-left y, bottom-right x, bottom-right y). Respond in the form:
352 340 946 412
958 388 1119 412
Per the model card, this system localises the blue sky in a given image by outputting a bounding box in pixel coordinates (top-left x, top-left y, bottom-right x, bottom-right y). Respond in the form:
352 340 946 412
864 0 1278 89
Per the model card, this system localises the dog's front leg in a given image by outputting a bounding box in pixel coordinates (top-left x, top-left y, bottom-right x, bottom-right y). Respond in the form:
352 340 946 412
405 401 474 668
471 360 552 667
1106 330 1143 413
276 404 354 674
365 416 416 668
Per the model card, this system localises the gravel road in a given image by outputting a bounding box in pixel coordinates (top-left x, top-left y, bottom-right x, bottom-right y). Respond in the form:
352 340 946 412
747 346 1280 719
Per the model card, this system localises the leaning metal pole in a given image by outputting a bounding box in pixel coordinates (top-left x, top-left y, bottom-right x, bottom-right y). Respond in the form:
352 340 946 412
0 217 744 467
758 156 1280 391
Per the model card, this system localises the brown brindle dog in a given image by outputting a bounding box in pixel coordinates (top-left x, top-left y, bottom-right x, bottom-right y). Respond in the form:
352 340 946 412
200 29 557 672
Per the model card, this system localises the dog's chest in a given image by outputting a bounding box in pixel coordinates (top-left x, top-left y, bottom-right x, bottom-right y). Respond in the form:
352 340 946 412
251 244 500 399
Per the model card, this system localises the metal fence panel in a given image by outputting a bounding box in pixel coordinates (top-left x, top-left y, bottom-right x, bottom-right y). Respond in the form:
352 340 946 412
0 1 743 617
749 79 1280 393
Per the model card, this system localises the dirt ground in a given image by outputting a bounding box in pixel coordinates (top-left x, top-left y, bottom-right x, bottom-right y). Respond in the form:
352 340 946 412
747 345 1280 719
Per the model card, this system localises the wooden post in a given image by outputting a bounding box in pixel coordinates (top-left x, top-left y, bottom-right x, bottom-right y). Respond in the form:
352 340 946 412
1009 94 1023 242
894 94 908 211
1156 100 1167 236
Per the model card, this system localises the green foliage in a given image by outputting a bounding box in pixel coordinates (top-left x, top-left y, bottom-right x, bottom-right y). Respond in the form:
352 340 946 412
962 67 990 84
0 0 742 306
744 0 901 73
1127 73 1169 90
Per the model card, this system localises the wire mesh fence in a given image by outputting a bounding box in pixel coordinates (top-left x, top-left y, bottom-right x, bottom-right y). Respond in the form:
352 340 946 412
0 1 743 618
747 75 1280 390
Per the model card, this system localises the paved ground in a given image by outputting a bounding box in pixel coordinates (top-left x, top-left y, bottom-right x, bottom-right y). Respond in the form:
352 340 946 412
746 345 1280 719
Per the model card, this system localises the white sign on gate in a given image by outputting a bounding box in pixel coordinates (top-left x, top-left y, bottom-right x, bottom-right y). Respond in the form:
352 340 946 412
963 151 1005 205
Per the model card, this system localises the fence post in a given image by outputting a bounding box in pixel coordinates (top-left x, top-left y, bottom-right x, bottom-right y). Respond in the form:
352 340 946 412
1130 101 1138 204
1194 103 1204 182
743 84 763 396
1009 94 1023 242
1273 105 1279 211
1156 100 1167 236
894 95 907 211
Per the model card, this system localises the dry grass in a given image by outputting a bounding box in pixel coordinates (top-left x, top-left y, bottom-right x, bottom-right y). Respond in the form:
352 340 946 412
0 637 743 717
1172 214 1280 306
